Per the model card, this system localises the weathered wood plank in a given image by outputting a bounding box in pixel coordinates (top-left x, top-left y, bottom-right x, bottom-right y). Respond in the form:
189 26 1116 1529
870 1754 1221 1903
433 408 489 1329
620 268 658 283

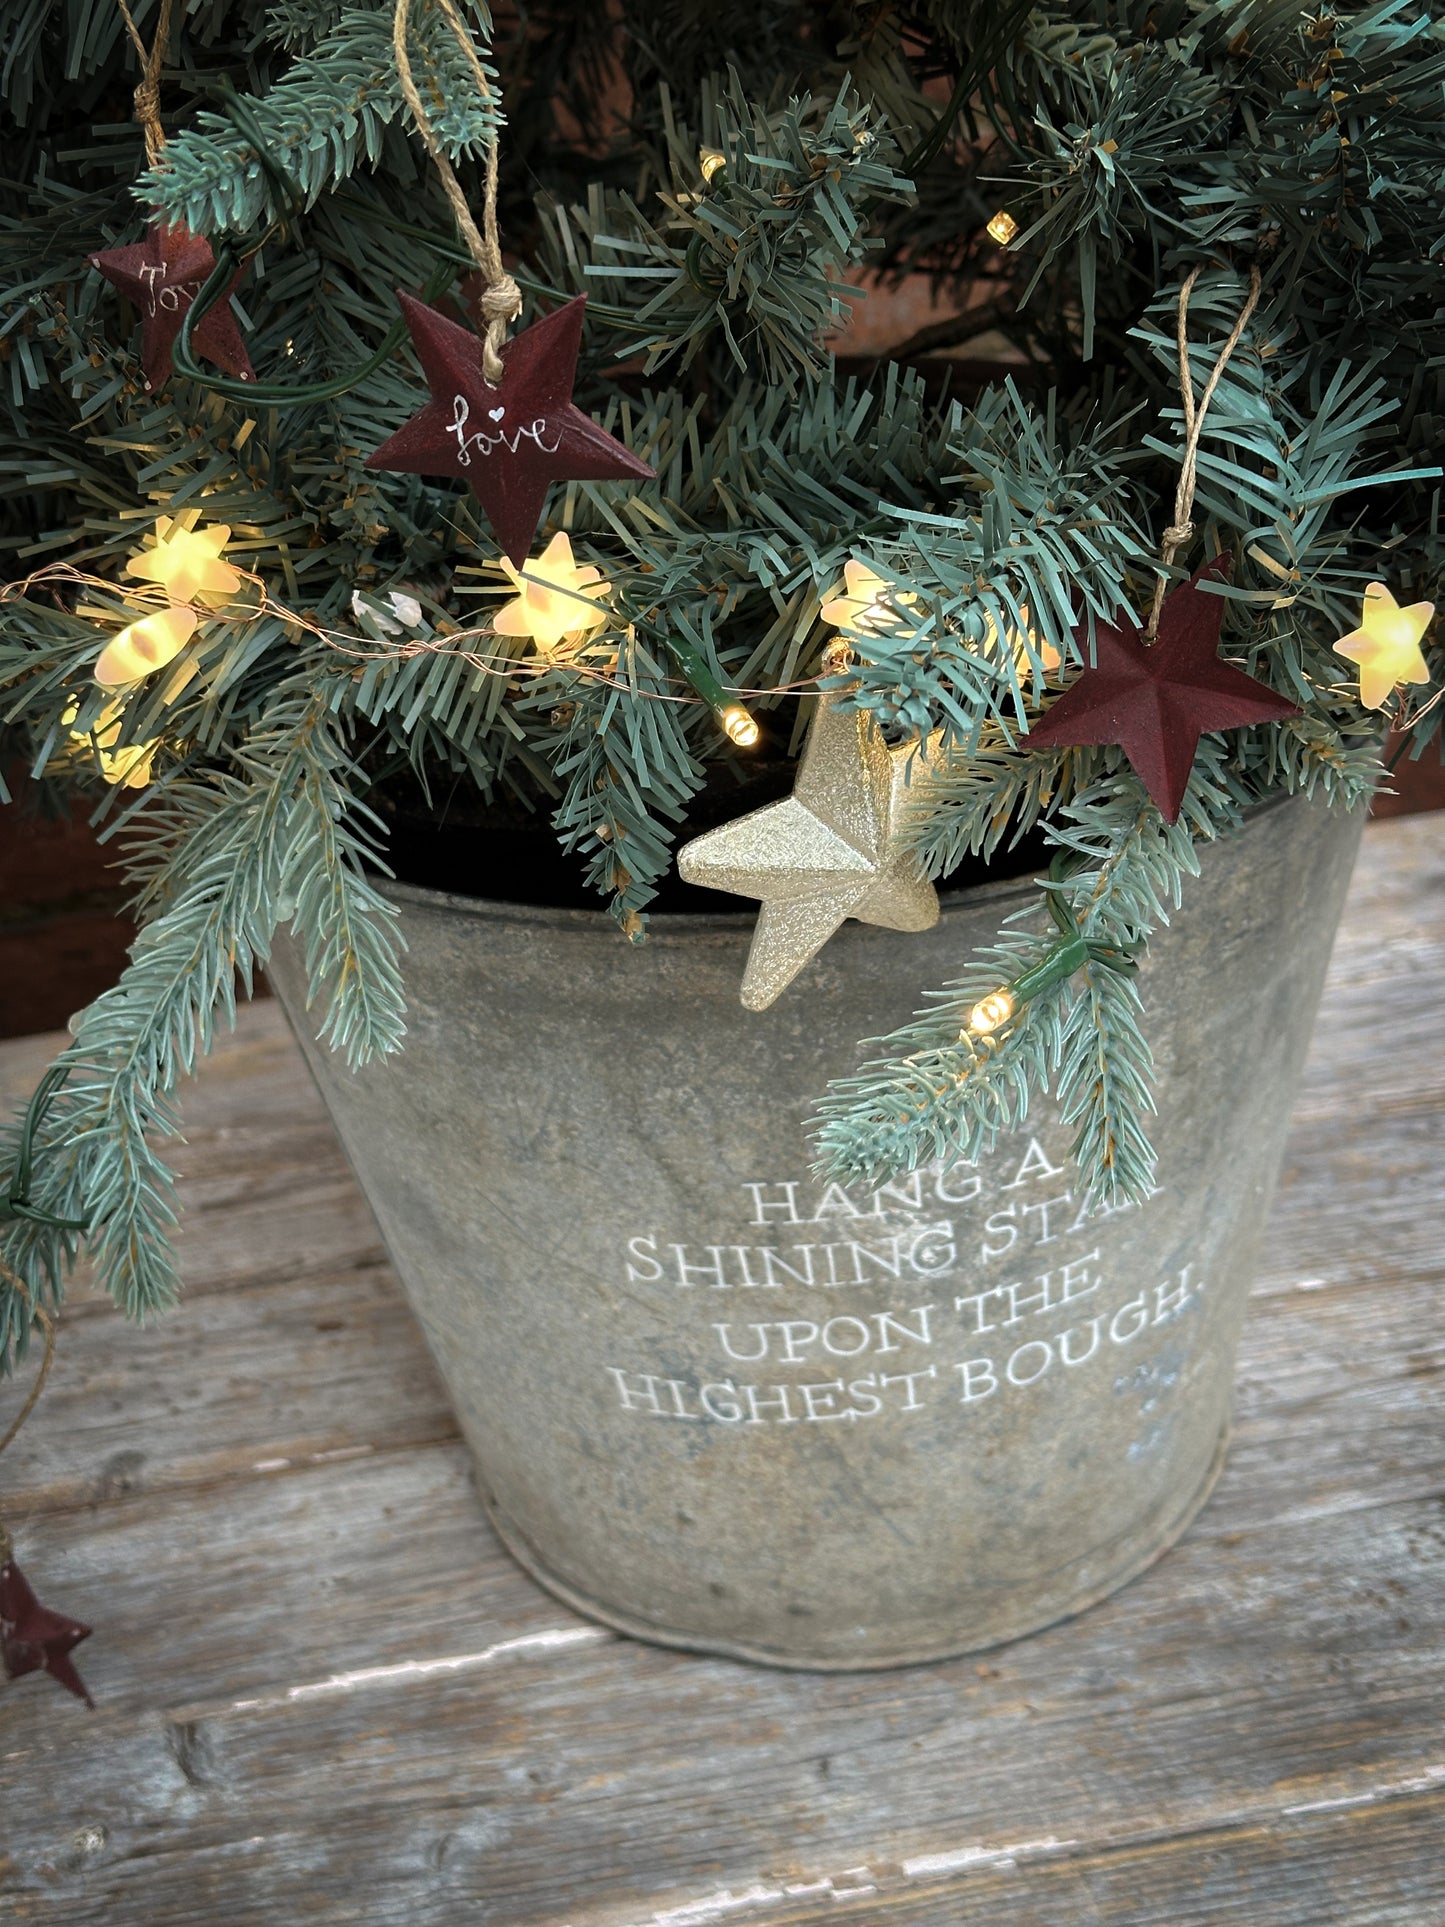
1 1455 1442 1922
1 1264 459 1514
1282 815 1445 1126
0 812 1440 1927
7 1784 1445 1927
751 1793 1445 1927
0 1472 1441 1911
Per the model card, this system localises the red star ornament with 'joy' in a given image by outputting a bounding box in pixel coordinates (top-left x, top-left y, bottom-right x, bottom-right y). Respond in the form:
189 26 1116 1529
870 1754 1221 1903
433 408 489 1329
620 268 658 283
1025 558 1299 821
1 1552 93 1707
364 292 655 566
90 222 254 396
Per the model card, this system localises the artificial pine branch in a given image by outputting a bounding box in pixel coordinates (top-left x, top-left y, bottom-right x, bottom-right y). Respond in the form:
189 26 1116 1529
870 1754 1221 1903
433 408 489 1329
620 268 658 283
141 1 503 237
537 72 913 388
815 753 1250 1205
1 0 1442 1355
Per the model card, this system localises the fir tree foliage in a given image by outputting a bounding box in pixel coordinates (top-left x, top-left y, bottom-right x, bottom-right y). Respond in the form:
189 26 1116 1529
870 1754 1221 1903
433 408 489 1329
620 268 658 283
1 0 1442 1367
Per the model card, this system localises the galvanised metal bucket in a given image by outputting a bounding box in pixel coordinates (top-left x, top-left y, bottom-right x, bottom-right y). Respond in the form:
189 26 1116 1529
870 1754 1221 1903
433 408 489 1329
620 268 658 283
266 791 1363 1668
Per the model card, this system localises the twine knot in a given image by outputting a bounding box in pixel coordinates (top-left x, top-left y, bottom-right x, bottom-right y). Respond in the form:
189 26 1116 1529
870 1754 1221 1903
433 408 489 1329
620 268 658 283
394 0 516 384
478 273 522 384
117 0 178 169
478 276 521 326
1145 266 1262 639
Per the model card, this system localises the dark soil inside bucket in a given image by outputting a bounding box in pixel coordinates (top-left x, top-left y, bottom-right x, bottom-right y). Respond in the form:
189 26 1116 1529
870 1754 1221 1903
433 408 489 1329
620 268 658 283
373 758 1051 913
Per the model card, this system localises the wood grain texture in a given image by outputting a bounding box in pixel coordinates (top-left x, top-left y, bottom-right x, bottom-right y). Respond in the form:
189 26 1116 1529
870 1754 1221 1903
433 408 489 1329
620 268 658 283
0 812 1441 1926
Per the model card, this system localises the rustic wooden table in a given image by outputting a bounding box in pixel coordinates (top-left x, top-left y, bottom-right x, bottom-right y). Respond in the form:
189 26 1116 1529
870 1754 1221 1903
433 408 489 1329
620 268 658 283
1 813 1442 1926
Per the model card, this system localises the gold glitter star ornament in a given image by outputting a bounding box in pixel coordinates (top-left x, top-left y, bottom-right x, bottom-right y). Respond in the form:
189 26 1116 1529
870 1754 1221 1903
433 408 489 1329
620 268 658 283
677 692 939 1010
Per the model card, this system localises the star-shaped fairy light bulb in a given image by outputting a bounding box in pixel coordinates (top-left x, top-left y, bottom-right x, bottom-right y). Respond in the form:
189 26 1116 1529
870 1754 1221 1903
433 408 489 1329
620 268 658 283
0 1548 93 1706
983 603 1061 692
821 563 1059 691
365 292 655 567
677 691 939 1010
127 518 241 607
492 531 610 658
821 560 918 636
1025 558 1298 822
64 698 160 788
90 222 253 395
94 604 198 689
1334 582 1435 709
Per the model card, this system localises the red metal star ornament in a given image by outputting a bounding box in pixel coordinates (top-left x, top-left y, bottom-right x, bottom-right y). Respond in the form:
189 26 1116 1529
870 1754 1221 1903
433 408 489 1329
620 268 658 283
364 292 654 566
0 1548 93 1706
1025 558 1298 821
90 222 254 396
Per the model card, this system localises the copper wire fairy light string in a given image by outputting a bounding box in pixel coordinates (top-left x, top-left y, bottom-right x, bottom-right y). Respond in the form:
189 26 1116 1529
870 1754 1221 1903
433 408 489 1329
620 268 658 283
0 562 823 707
13 267 1366 733
391 0 521 383
1146 264 1263 639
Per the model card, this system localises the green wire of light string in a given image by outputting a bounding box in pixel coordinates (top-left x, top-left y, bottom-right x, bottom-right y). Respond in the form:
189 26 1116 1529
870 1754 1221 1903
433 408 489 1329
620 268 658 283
965 851 1142 1040
1 1066 87 1232
169 79 456 400
660 637 761 748
172 244 456 401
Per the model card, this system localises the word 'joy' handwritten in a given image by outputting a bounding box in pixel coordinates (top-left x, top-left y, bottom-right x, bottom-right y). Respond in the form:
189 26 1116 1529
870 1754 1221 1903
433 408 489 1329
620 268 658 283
138 265 200 315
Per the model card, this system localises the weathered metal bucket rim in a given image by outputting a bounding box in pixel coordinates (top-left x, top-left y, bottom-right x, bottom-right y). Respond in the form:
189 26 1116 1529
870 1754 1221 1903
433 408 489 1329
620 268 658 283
377 792 1294 938
478 1423 1231 1672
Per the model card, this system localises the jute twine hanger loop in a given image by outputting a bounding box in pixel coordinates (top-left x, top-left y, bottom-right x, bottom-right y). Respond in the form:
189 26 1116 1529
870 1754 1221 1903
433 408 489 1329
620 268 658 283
1146 263 1263 639
0 1262 56 1464
116 0 180 170
392 0 522 385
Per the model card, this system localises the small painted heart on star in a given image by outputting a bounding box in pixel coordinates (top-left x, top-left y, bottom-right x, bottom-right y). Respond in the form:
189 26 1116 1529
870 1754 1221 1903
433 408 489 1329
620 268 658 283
488 408 505 422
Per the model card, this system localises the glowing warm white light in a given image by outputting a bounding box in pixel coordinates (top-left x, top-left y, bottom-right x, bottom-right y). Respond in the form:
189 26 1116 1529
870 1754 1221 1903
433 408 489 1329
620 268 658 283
987 210 1019 246
968 989 1015 1035
1333 582 1434 709
981 602 1062 688
65 698 160 788
94 604 199 688
493 531 610 657
699 148 726 183
127 517 242 606
821 559 917 637
721 702 761 748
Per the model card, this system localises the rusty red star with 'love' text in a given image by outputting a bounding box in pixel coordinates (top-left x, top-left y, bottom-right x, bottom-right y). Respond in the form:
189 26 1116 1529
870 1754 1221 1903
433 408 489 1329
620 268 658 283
365 292 654 566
